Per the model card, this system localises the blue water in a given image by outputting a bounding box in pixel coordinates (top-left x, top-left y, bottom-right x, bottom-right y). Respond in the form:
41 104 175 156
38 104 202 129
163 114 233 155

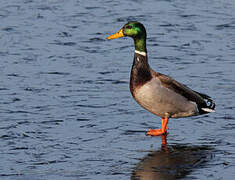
0 0 235 179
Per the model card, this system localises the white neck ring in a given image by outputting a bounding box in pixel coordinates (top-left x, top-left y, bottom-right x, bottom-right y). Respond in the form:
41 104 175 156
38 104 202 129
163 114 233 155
135 50 146 56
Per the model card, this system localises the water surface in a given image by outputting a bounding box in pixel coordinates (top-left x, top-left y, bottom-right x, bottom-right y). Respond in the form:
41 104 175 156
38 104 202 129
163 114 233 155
0 0 235 179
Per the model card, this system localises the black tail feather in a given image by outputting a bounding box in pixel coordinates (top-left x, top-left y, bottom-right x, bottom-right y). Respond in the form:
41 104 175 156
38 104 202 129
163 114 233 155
193 90 216 113
205 97 216 110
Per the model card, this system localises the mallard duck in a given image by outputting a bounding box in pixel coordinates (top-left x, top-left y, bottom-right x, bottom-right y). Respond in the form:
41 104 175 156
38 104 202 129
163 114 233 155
107 21 215 136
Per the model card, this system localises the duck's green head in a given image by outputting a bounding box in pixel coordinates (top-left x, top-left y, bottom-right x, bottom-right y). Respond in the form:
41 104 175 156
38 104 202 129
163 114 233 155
107 21 147 52
107 21 146 39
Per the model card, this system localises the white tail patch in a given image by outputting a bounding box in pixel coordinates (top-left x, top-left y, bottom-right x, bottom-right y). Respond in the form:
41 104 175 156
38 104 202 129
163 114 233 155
202 108 215 113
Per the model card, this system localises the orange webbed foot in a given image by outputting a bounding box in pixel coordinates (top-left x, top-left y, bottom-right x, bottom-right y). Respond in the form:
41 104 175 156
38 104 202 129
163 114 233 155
146 117 169 136
146 128 167 136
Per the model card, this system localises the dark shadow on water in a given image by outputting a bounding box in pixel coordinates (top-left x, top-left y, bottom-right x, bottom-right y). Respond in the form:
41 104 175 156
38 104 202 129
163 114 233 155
131 138 214 180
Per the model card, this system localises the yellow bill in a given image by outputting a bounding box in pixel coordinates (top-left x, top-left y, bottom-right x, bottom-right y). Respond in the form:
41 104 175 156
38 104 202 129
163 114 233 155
107 29 124 39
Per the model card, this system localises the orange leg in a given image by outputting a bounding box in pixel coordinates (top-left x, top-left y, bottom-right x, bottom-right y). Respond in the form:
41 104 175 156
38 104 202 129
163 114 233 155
147 117 169 136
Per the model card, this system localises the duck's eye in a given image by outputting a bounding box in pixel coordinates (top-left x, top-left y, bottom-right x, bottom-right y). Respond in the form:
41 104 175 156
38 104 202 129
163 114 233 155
126 25 132 29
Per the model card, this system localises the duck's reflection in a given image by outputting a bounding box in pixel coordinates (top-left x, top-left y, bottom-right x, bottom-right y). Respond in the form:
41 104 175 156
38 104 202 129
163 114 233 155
132 135 214 180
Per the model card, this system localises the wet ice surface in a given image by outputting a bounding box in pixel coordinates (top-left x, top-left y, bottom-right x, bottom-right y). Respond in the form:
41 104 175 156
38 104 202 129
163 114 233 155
0 0 235 179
